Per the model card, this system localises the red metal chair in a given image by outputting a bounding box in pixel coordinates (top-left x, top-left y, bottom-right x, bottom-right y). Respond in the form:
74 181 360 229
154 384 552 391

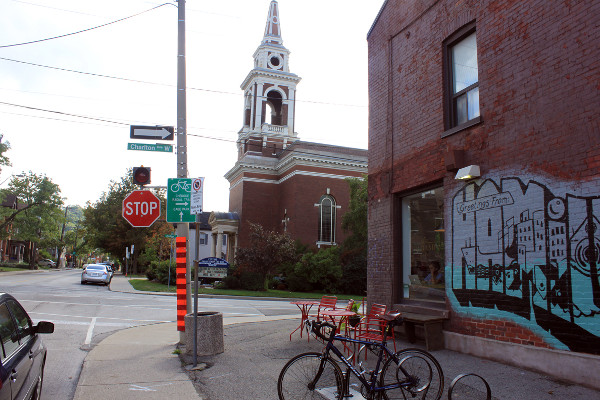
309 295 338 321
354 303 397 352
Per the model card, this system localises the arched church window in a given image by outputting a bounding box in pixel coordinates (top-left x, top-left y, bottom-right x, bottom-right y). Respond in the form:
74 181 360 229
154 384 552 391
266 90 283 125
244 92 252 126
318 195 336 244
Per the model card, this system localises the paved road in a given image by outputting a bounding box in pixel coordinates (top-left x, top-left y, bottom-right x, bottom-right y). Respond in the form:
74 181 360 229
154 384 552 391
0 269 299 399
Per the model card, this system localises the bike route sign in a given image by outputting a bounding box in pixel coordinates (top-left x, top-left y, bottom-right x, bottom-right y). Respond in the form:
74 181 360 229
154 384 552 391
167 178 195 223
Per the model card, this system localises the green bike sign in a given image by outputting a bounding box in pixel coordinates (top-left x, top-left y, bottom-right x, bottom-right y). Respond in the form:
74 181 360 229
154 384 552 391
167 178 195 223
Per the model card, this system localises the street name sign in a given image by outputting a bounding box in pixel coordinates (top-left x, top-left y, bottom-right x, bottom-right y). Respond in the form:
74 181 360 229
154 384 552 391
130 125 174 141
190 177 204 215
127 143 173 153
167 178 195 223
122 190 161 227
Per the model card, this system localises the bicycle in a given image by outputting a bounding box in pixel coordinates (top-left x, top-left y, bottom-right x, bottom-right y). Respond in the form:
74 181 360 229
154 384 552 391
278 313 443 400
170 180 192 193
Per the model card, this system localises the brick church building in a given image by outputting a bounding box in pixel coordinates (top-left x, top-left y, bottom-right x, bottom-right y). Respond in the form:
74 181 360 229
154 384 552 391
366 0 599 389
209 1 367 261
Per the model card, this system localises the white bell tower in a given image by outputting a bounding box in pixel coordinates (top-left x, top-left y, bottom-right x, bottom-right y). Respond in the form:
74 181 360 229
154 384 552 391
238 0 301 159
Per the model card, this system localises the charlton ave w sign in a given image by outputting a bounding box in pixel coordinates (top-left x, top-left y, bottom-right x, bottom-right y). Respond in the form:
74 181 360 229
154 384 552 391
122 190 161 227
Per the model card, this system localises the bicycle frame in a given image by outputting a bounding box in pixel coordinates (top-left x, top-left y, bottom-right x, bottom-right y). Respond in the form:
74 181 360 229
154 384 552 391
315 332 414 396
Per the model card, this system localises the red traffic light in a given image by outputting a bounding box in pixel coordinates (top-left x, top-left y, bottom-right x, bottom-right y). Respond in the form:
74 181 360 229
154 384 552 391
133 167 151 186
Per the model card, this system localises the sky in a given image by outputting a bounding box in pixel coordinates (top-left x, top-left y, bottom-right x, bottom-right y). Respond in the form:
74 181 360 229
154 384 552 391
0 0 384 211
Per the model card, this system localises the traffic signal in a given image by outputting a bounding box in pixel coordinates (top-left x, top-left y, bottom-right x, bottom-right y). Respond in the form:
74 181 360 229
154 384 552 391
133 166 151 186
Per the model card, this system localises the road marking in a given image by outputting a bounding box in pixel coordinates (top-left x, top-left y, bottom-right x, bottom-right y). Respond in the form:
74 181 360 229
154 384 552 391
85 317 96 345
28 311 173 324
20 299 174 311
130 383 174 391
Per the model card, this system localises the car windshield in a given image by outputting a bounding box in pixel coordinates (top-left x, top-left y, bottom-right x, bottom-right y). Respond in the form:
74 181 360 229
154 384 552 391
86 265 105 270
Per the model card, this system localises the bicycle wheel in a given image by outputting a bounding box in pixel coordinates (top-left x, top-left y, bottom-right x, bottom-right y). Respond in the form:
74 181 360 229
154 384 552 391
380 348 443 400
278 352 344 400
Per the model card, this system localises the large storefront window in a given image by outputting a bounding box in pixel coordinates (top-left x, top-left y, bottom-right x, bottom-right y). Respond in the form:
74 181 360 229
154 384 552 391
401 188 445 302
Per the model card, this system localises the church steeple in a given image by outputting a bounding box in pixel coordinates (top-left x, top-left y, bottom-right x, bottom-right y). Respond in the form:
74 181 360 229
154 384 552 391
263 0 282 45
237 0 301 160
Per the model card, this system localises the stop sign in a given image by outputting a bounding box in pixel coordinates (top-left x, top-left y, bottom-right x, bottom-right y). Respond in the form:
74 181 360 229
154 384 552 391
122 190 161 227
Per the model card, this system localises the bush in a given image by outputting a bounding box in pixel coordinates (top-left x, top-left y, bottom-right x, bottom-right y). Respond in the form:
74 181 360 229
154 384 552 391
218 269 265 291
239 270 265 291
221 274 241 290
291 247 342 293
340 252 367 295
286 274 314 292
145 260 176 285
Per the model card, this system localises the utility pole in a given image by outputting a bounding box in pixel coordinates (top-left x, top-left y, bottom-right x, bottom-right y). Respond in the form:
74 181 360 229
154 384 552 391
176 0 191 339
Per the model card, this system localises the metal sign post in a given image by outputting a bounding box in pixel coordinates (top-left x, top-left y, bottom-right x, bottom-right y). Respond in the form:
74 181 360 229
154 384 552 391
165 233 177 290
191 177 204 367
193 213 200 367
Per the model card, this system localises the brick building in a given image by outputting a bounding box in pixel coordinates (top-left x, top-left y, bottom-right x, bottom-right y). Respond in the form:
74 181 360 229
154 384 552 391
212 0 368 259
367 0 599 387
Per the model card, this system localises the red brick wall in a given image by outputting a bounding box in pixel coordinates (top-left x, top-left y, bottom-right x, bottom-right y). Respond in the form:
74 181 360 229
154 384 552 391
369 0 600 195
235 174 360 249
368 0 600 353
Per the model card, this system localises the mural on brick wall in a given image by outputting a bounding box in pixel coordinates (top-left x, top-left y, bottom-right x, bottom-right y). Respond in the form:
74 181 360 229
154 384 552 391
450 177 600 354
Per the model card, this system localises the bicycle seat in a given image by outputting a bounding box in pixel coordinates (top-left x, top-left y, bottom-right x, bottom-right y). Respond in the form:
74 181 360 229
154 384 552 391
377 311 402 321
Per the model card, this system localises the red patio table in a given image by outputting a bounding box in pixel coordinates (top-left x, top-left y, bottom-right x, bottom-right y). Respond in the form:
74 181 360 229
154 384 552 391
290 300 320 340
319 309 357 336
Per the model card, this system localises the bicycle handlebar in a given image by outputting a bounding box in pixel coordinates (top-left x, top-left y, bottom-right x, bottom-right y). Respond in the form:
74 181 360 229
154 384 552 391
307 320 337 342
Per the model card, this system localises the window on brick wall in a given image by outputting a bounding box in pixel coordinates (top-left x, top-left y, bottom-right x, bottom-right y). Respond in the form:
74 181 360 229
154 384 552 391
401 187 445 301
443 23 480 136
317 194 336 245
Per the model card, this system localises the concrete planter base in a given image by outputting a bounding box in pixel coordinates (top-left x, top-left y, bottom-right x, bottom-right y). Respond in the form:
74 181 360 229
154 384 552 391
184 312 224 356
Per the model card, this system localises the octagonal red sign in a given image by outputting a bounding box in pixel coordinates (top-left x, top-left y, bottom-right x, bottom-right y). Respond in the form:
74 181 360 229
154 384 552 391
122 190 161 227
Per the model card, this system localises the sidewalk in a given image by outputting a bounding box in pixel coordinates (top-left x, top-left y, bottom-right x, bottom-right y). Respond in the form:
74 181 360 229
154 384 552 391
72 274 600 400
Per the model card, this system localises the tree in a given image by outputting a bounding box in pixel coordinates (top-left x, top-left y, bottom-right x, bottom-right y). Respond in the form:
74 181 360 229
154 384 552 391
339 176 368 294
0 135 11 171
0 172 64 268
234 223 297 289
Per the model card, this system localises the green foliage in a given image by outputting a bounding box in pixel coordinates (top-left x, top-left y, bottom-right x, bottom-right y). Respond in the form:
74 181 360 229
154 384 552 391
338 175 368 295
221 273 241 290
341 176 368 248
291 247 342 293
0 135 11 168
0 172 65 267
340 249 367 295
220 267 269 291
145 260 176 285
0 172 64 240
238 270 265 291
38 249 52 259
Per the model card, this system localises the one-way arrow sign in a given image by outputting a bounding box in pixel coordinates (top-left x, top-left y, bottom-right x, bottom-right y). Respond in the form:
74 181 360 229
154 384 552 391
130 125 174 141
